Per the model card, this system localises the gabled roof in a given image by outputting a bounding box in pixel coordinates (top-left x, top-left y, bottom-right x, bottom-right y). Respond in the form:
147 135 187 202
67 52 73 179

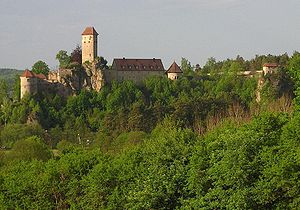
82 27 98 36
112 58 165 71
20 69 47 80
166 62 183 73
263 63 278 68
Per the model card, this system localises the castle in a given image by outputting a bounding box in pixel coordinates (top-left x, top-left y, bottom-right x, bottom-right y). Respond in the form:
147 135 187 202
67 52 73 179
20 27 183 98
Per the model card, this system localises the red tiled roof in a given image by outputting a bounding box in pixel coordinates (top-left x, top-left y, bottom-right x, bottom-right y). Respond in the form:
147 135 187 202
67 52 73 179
263 63 278 68
112 58 165 71
82 27 98 36
166 62 183 73
20 69 47 79
35 73 47 80
21 69 35 78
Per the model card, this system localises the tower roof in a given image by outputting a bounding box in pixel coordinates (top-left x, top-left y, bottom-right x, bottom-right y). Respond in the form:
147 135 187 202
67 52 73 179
21 69 35 78
82 27 98 36
166 62 183 73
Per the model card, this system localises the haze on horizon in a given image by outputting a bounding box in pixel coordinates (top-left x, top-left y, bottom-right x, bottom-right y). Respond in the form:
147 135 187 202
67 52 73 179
0 0 299 70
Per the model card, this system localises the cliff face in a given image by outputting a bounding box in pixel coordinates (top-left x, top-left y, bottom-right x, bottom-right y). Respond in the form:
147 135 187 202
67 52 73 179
82 62 105 92
53 63 105 97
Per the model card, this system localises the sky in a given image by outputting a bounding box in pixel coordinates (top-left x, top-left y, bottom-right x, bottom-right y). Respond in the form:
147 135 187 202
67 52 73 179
0 0 299 70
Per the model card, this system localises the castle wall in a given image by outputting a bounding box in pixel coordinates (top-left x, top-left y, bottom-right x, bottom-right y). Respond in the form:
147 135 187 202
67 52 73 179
48 71 59 82
263 66 278 75
20 77 38 98
107 70 165 84
167 72 182 80
82 35 97 64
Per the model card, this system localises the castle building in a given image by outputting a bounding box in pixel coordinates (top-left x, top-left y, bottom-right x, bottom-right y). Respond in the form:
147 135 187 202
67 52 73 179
20 69 47 98
105 58 165 84
166 62 183 80
263 63 279 75
81 27 98 64
20 26 182 99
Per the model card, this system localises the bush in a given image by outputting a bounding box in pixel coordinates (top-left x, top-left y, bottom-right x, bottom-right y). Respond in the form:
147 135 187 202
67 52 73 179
5 136 52 162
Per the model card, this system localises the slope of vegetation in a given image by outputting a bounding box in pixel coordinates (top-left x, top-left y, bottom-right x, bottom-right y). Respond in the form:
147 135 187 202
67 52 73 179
0 68 22 86
0 52 299 209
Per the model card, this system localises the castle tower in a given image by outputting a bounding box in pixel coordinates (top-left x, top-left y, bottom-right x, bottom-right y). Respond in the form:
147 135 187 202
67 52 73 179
166 62 183 80
20 69 38 98
81 27 98 64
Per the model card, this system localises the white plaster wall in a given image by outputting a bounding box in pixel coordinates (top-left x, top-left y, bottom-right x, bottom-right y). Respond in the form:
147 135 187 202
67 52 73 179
116 70 165 84
167 72 181 80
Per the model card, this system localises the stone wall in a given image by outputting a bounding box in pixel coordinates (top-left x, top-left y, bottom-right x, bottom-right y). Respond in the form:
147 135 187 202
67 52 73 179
20 77 38 98
82 35 97 64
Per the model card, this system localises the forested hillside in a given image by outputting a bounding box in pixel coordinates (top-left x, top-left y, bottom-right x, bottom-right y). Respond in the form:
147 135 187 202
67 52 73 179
0 68 21 84
0 52 300 209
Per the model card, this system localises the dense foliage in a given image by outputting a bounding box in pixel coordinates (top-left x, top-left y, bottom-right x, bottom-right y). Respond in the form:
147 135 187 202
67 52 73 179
31 60 50 76
0 53 299 209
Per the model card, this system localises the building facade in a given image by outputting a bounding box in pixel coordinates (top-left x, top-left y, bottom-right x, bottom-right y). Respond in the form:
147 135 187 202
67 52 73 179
263 63 279 75
166 62 183 80
105 58 165 84
81 27 98 64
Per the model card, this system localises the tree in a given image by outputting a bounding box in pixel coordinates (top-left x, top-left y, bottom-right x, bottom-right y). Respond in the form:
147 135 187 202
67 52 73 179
181 57 193 76
96 56 109 69
56 50 71 68
71 45 82 64
31 60 50 76
12 74 20 101
0 79 9 104
287 52 300 110
5 136 52 162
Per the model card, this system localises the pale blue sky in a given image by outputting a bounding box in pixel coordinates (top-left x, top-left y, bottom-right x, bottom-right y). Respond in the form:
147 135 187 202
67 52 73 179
0 0 299 70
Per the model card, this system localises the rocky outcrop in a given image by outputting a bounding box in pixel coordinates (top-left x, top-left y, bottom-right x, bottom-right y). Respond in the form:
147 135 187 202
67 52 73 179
82 62 105 91
52 62 105 96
